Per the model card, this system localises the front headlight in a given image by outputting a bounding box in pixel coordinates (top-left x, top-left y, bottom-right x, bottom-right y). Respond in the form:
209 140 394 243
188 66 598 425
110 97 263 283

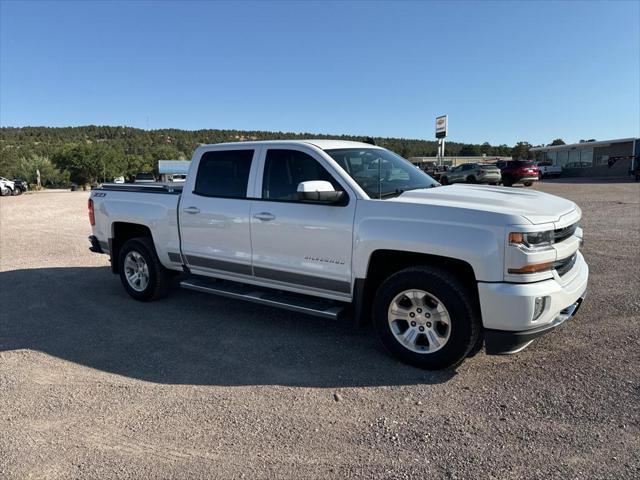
509 230 554 249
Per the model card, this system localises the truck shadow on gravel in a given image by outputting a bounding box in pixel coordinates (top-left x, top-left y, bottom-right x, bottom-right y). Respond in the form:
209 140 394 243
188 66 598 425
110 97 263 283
0 267 455 387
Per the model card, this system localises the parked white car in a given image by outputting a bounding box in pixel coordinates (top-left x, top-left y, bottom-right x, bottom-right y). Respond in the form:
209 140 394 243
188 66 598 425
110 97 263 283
88 140 588 370
113 176 125 184
0 176 16 196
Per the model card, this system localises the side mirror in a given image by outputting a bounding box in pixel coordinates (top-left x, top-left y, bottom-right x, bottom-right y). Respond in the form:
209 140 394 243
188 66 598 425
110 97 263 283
297 180 345 204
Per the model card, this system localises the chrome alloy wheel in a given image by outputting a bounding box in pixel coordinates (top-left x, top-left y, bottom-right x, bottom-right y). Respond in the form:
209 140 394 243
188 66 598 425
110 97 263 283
387 289 451 354
124 250 150 292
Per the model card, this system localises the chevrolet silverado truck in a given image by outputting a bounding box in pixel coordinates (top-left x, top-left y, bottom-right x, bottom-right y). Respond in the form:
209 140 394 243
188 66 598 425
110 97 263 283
88 140 588 370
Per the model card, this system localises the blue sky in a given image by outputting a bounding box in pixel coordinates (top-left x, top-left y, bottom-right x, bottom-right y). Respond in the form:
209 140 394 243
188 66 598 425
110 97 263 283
1 0 638 145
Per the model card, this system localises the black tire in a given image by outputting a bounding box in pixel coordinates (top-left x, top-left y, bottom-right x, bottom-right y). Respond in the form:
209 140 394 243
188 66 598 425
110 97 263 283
502 176 513 187
373 266 480 370
466 176 476 184
440 176 449 185
523 182 533 187
11 188 19 196
467 331 484 357
118 237 172 301
15 188 23 195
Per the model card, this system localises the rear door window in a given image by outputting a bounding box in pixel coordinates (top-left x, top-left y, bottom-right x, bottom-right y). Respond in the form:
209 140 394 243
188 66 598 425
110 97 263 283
194 150 254 198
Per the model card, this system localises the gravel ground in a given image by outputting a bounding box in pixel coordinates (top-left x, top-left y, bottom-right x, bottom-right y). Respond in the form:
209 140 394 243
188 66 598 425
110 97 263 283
1 181 639 479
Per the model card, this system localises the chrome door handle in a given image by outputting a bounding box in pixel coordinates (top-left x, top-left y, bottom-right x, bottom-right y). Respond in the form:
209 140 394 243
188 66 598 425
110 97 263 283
253 212 275 221
183 206 200 214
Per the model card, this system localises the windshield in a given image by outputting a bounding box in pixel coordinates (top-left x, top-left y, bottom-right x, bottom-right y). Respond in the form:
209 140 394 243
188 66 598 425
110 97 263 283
325 148 439 198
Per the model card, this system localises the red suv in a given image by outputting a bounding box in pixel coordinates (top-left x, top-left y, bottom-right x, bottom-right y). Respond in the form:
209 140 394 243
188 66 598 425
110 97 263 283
496 160 539 187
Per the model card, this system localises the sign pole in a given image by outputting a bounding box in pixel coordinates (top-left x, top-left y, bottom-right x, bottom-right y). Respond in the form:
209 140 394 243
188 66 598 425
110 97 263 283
435 115 448 166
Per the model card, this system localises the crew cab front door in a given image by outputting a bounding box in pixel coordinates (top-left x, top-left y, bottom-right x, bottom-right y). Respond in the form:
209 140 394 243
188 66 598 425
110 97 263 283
250 147 355 300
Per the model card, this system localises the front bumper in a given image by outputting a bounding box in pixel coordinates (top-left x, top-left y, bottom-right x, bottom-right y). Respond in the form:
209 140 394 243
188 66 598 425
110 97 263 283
478 251 588 354
485 295 585 354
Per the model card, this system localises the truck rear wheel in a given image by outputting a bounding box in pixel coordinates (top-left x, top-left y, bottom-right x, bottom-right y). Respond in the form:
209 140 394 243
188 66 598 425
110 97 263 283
118 237 172 301
373 266 480 370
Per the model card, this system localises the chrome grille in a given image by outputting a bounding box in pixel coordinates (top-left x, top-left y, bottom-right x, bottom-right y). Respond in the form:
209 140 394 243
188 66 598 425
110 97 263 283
554 223 578 243
554 253 577 277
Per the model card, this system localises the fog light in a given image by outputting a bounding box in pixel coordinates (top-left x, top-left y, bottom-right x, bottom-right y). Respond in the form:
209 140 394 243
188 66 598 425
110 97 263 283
533 296 547 321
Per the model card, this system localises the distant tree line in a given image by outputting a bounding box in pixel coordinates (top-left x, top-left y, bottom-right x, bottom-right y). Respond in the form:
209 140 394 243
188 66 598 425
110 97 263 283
0 126 558 187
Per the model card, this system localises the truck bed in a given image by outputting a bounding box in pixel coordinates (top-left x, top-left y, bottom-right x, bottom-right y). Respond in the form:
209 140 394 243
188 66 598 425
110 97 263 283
98 183 183 194
90 183 183 269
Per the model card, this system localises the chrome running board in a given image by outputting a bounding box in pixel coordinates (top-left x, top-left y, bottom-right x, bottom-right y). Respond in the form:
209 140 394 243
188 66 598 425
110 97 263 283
180 276 346 320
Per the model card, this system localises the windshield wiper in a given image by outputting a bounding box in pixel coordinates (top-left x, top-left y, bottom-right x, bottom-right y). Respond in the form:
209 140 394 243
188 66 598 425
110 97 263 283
378 186 428 199
378 184 440 199
379 189 405 199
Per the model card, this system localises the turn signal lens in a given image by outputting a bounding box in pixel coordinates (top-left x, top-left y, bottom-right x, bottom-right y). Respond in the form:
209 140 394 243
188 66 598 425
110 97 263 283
509 232 525 244
508 261 553 274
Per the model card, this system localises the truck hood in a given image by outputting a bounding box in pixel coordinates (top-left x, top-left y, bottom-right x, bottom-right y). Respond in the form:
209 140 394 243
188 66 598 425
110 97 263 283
391 184 576 225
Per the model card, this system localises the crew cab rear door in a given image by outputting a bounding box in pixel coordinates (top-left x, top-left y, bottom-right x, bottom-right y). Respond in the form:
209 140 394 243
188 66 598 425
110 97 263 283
249 146 356 300
179 147 259 280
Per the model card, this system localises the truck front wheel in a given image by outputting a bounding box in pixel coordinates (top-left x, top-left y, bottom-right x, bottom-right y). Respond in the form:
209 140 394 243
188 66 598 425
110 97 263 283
118 237 172 301
373 266 480 370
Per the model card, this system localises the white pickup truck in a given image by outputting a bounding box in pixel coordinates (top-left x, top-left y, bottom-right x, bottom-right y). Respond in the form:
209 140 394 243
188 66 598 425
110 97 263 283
88 140 588 369
537 161 563 178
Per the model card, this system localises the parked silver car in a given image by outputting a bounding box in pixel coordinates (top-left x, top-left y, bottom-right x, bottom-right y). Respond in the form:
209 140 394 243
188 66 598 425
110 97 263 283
439 163 501 185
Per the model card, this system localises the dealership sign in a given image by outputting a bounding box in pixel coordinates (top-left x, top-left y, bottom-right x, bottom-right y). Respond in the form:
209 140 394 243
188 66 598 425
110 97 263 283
435 115 447 139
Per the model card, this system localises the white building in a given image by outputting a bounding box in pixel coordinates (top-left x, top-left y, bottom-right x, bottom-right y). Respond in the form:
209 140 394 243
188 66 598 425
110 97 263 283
158 160 190 182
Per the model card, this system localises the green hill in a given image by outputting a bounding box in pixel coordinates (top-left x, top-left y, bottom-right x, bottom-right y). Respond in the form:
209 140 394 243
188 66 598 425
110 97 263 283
0 125 516 186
